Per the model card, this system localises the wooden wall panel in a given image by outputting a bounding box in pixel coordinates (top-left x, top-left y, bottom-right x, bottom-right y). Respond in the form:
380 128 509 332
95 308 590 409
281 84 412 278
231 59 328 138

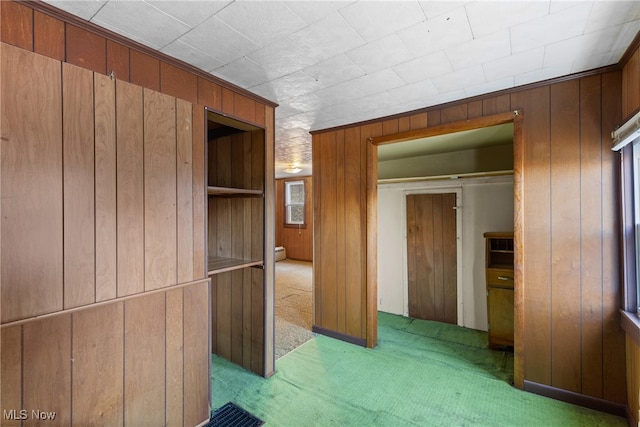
72 303 124 425
144 89 178 291
184 282 211 427
116 80 145 297
335 130 347 333
441 104 467 124
627 335 640 425
511 86 552 385
94 72 118 302
345 127 363 337
130 50 160 91
66 24 106 74
550 80 582 393
124 293 165 426
1 43 63 322
23 315 71 425
34 11 64 60
622 48 640 118
63 62 96 309
166 288 184 427
161 62 198 104
579 75 604 398
177 99 195 283
107 40 130 81
483 94 511 116
0 1 33 50
1 326 22 427
235 94 256 124
193 106 206 279
198 78 222 110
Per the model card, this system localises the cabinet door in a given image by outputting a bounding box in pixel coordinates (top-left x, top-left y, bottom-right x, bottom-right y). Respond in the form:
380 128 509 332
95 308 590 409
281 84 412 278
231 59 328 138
488 287 514 346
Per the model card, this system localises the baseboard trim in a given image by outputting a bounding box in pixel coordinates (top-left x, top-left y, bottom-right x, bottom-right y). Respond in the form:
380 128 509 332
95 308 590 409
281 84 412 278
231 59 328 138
524 380 627 419
312 325 367 347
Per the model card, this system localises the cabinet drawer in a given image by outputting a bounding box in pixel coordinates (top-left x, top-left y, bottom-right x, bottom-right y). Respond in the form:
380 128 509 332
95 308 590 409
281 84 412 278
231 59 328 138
487 269 514 288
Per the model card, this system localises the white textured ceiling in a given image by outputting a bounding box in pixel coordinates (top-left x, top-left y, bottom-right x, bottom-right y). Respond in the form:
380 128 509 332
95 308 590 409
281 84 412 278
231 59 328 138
44 1 640 177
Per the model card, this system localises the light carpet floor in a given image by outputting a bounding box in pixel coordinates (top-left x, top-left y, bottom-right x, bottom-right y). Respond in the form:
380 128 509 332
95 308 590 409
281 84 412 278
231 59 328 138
275 259 314 359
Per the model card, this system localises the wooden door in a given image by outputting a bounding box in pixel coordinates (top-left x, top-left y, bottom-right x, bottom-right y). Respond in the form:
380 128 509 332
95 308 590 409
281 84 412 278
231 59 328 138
406 193 457 324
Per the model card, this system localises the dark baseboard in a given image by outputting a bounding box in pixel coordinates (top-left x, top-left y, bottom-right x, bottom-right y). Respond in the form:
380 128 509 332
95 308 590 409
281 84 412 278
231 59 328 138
312 325 367 347
524 381 628 420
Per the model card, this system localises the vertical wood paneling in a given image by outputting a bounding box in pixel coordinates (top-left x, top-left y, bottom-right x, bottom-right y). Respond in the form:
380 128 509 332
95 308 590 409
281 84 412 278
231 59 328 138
336 130 347 333
382 118 399 136
177 99 194 283
427 110 440 127
193 106 206 279
345 127 363 337
222 88 235 114
166 288 184 427
468 100 483 119
441 104 467 124
601 71 626 404
626 336 640 425
1 43 63 322
433 195 445 320
124 293 165 426
319 132 338 330
1 326 22 427
410 112 428 129
144 89 177 290
184 282 210 427
107 40 130 82
94 72 118 302
63 62 96 309
483 95 511 116
130 50 160 92
23 315 71 425
116 80 145 297
66 24 106 74
550 80 582 393
579 75 604 398
255 103 266 127
511 87 552 385
34 11 64 60
622 48 640 117
72 303 124 425
198 79 222 110
161 62 198 104
235 94 256 124
442 193 457 324
0 1 33 50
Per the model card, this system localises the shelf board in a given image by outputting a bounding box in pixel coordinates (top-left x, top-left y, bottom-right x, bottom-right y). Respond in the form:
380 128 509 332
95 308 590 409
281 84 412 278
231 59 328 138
208 256 263 275
208 186 263 197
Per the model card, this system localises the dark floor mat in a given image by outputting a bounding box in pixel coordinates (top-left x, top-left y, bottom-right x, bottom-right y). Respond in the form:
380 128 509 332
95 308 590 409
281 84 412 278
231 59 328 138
205 402 264 427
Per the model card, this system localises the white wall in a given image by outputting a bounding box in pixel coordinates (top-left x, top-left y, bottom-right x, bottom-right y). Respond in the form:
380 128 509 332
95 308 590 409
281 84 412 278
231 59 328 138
377 175 514 331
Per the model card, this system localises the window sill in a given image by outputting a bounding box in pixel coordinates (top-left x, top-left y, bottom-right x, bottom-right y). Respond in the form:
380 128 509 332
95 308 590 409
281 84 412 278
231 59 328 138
620 309 640 346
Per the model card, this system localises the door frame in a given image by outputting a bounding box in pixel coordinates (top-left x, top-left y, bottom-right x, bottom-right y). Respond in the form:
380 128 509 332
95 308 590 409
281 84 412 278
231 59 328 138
403 188 463 325
367 110 524 388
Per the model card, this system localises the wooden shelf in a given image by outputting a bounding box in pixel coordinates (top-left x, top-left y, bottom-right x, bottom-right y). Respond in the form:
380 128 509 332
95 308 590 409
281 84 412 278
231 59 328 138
207 186 263 197
207 256 263 275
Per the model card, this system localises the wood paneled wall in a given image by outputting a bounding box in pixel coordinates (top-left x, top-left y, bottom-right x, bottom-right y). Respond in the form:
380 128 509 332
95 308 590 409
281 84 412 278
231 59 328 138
275 177 313 261
312 72 626 405
1 0 276 423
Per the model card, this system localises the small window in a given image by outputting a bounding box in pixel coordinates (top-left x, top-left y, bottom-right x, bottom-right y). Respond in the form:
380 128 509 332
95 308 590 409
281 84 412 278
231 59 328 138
285 180 305 226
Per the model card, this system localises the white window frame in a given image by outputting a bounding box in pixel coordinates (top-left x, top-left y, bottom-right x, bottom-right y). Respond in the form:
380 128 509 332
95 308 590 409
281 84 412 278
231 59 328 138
285 180 305 226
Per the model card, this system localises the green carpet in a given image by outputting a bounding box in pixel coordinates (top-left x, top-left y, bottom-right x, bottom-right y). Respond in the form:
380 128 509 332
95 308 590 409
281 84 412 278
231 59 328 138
211 312 626 426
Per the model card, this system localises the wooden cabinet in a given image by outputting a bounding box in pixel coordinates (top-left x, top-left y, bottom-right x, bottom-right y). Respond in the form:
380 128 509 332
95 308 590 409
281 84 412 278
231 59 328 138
207 110 273 376
484 232 514 349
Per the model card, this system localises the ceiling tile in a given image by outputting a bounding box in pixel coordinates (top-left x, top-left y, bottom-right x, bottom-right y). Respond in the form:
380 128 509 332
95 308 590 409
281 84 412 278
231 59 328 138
179 16 261 63
510 3 592 54
386 79 440 105
287 13 365 61
92 1 190 49
431 64 486 94
339 1 426 42
543 26 619 68
483 47 545 82
251 71 324 102
44 0 106 20
247 39 318 81
345 34 414 74
212 57 270 88
303 54 365 87
215 1 307 46
275 94 321 119
161 40 224 72
393 51 453 84
514 61 573 87
399 7 473 58
419 1 469 20
145 1 229 28
464 76 514 98
445 29 511 71
585 1 640 33
283 1 352 25
465 1 549 39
